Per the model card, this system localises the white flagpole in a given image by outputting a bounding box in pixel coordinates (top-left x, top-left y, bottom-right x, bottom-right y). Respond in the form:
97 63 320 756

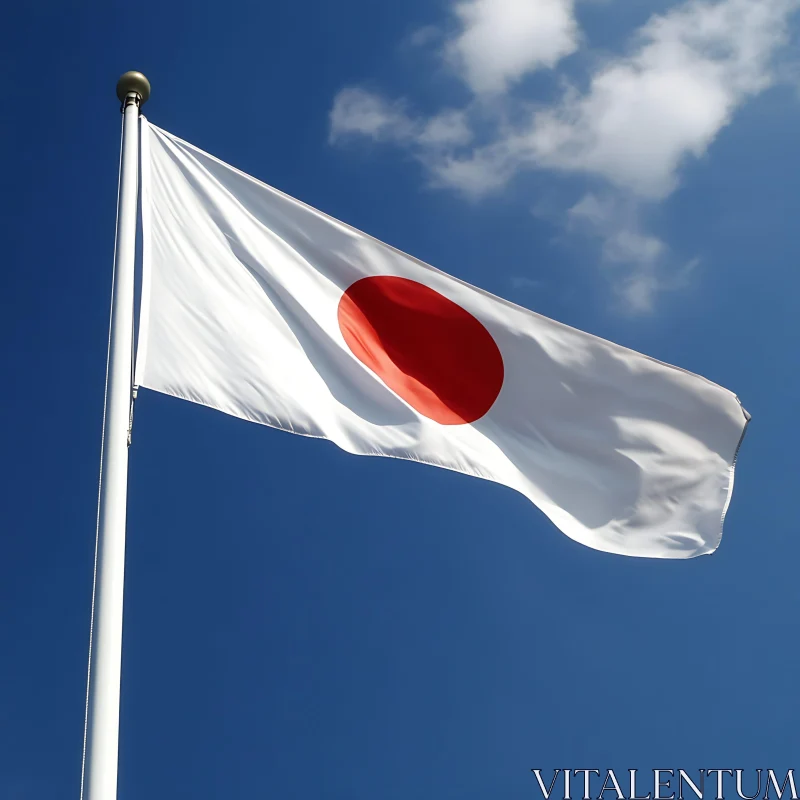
81 71 150 800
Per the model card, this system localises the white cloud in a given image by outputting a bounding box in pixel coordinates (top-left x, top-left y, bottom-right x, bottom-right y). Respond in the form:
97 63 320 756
569 193 666 312
434 0 799 198
417 110 473 146
333 0 800 197
524 0 799 197
427 144 512 195
446 0 579 93
569 194 665 264
329 0 799 310
569 193 698 313
328 88 415 144
423 135 518 197
329 89 472 154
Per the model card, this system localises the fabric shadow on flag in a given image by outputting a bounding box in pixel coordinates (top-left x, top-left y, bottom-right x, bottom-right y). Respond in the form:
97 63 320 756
135 119 750 559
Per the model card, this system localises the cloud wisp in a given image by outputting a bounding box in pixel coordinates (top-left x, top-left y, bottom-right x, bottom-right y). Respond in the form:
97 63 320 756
567 193 699 313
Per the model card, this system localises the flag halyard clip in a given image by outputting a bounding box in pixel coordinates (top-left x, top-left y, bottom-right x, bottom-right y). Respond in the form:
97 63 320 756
127 386 138 447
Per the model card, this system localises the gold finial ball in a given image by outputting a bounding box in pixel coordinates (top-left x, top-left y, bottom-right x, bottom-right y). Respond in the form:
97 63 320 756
116 71 151 104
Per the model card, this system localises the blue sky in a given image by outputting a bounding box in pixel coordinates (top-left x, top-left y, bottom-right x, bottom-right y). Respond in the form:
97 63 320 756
2 1 800 798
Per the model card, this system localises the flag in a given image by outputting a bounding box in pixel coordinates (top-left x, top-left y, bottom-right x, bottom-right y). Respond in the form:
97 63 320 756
135 120 749 559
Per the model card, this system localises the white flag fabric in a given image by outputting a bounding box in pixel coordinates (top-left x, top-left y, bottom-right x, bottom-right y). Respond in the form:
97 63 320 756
136 120 749 559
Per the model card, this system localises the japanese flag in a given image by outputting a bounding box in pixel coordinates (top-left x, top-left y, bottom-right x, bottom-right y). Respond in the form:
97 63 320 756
135 120 749 559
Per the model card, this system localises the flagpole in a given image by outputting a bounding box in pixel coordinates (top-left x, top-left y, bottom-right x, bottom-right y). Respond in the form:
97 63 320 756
81 71 150 800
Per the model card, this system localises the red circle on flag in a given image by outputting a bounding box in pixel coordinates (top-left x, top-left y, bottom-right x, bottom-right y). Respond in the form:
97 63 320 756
338 276 504 425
